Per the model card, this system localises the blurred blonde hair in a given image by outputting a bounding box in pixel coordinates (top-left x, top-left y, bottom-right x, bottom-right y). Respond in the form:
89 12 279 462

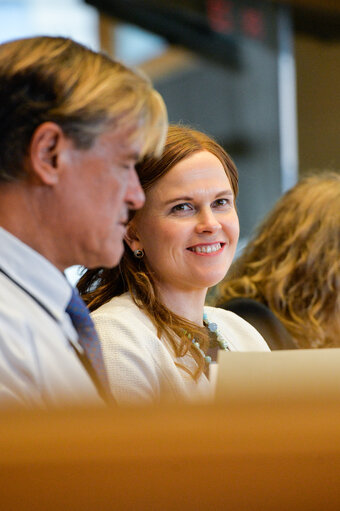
0 36 167 181
218 172 340 348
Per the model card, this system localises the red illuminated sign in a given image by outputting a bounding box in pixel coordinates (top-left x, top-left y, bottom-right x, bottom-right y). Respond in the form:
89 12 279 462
206 0 266 41
206 0 235 34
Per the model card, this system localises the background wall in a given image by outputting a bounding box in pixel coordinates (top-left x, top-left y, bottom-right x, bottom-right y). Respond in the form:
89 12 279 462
0 0 339 281
296 34 340 175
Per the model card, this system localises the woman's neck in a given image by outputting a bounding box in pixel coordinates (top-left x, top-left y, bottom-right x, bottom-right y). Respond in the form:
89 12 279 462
156 285 207 326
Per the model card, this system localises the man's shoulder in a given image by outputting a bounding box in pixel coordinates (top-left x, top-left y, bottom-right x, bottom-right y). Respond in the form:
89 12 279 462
0 269 74 348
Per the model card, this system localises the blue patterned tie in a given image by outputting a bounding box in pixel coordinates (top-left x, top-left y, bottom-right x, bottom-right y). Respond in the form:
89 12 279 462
66 288 110 400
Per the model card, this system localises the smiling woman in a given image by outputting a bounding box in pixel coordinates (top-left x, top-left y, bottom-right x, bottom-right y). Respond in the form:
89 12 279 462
127 150 239 299
77 125 269 404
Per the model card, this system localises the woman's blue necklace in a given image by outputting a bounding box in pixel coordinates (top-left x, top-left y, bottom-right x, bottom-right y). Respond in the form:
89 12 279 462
184 313 230 365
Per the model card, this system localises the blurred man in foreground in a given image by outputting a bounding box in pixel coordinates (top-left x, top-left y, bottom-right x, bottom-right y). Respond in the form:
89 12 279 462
0 36 167 407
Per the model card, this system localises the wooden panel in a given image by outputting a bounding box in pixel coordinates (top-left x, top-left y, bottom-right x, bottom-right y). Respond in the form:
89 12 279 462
1 401 340 510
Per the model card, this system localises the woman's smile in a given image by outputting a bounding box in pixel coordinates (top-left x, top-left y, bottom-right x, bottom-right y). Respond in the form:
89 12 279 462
187 242 225 255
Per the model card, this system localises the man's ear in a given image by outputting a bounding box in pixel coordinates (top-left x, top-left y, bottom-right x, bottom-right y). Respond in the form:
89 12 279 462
29 122 66 185
124 221 142 252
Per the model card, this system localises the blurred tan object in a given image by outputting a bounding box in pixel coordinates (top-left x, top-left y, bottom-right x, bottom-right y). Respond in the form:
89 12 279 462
1 401 340 510
98 13 197 81
99 13 116 56
139 46 198 82
216 349 340 405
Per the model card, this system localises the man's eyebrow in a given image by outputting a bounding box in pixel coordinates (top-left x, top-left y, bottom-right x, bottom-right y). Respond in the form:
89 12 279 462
123 152 140 161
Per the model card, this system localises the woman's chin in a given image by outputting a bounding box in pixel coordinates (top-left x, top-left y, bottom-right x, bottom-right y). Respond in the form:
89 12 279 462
194 272 228 291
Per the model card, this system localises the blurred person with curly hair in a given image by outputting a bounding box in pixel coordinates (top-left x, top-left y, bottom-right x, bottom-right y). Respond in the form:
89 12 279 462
217 173 340 350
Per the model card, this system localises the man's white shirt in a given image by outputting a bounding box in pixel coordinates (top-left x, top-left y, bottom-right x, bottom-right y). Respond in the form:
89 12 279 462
0 227 102 408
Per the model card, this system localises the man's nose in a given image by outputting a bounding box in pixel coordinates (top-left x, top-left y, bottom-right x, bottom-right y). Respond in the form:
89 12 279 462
126 167 145 211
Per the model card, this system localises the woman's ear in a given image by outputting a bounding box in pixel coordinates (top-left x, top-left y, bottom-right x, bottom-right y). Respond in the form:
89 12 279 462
29 122 65 185
124 221 142 253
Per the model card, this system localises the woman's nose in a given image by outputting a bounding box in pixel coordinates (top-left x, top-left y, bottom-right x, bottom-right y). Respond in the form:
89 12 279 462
195 208 221 234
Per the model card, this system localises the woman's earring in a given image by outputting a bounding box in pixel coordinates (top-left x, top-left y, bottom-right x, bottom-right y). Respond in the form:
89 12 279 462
133 249 144 259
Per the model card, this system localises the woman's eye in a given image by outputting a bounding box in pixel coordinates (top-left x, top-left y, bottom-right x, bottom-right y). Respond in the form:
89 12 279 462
171 203 192 213
213 198 232 208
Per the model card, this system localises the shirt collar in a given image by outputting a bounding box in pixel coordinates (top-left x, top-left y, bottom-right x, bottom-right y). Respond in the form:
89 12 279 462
0 227 73 323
